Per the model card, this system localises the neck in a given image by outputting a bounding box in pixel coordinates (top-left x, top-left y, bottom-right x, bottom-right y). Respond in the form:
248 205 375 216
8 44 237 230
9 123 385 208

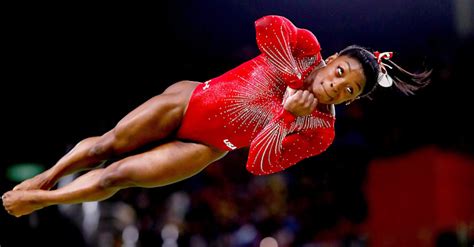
317 103 335 116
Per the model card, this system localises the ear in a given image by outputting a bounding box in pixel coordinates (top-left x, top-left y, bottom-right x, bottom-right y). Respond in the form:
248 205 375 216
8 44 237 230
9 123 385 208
325 52 339 64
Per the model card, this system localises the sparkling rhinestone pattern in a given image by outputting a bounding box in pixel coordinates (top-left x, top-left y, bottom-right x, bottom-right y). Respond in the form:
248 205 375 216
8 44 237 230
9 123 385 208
177 15 335 175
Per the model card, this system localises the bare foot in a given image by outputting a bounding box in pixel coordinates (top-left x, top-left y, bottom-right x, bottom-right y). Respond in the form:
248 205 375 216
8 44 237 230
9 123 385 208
13 171 55 191
2 190 47 217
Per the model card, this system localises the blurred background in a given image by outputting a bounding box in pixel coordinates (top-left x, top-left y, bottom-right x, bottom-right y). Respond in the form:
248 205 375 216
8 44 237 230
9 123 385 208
1 1 473 246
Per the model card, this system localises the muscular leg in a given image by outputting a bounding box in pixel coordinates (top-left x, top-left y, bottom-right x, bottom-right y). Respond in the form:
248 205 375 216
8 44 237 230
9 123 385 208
3 141 228 217
13 81 201 191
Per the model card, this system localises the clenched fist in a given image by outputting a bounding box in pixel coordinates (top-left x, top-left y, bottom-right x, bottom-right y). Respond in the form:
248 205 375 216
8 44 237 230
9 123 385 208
283 87 318 116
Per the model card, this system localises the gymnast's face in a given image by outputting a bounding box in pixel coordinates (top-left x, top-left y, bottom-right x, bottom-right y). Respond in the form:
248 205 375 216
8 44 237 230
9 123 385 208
306 54 366 105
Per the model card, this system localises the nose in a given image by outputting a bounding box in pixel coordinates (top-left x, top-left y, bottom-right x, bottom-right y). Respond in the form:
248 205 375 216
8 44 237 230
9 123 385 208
328 79 344 93
330 78 345 87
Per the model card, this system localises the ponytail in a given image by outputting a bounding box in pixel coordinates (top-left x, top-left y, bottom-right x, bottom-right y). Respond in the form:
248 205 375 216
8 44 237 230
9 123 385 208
339 45 431 99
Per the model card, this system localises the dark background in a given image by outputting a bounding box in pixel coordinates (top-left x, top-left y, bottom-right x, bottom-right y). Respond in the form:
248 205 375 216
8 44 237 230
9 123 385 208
1 1 473 246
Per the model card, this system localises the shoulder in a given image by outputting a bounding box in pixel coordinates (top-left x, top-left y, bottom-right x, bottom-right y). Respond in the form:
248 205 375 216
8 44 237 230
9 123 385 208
255 15 294 27
255 15 298 36
255 15 321 54
294 28 321 56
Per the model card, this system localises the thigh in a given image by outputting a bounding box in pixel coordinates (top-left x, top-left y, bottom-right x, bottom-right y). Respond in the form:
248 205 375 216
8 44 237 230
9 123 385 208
110 81 201 152
103 141 228 188
117 80 200 125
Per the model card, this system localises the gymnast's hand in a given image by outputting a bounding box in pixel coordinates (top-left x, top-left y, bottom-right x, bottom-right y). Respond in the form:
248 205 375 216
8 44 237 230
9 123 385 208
283 87 318 116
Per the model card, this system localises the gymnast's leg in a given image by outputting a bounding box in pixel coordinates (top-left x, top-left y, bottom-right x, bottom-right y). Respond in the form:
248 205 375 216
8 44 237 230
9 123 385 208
3 141 228 217
12 80 200 191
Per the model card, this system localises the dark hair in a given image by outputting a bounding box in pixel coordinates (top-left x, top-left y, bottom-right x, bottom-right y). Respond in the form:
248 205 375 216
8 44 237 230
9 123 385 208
339 45 432 98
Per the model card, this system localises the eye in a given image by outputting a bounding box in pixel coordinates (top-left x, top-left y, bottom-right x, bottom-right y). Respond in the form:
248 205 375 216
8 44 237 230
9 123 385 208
336 66 344 77
346 87 354 95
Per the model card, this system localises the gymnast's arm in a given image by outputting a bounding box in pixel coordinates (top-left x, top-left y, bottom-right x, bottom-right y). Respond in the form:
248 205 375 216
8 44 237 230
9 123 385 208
245 110 335 175
254 15 322 89
245 87 335 175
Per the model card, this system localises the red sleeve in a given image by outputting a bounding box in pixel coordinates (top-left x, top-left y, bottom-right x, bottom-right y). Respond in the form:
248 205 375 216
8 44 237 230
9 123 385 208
246 109 335 175
255 15 322 89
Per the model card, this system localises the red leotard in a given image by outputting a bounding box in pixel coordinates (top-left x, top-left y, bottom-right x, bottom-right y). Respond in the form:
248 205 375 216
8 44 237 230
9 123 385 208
176 15 335 175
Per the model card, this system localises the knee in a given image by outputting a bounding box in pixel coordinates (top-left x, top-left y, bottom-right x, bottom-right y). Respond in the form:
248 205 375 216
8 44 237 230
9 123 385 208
89 143 112 159
88 129 132 159
98 171 119 189
99 166 133 189
88 134 117 159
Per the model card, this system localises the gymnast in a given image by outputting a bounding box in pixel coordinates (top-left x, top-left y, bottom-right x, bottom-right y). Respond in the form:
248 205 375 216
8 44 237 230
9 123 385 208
3 15 430 217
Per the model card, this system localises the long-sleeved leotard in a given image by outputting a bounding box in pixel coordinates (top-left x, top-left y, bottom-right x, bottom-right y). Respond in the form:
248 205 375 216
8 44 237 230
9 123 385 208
176 15 335 175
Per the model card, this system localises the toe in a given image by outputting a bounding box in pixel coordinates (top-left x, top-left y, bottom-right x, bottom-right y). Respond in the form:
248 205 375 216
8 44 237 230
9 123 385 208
13 184 23 191
2 192 8 202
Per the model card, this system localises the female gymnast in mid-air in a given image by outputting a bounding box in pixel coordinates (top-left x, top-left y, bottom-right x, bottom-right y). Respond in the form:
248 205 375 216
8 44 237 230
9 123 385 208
3 15 430 217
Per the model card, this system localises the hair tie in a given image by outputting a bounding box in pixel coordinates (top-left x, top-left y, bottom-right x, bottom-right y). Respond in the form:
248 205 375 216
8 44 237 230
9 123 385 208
374 51 393 64
374 51 394 88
